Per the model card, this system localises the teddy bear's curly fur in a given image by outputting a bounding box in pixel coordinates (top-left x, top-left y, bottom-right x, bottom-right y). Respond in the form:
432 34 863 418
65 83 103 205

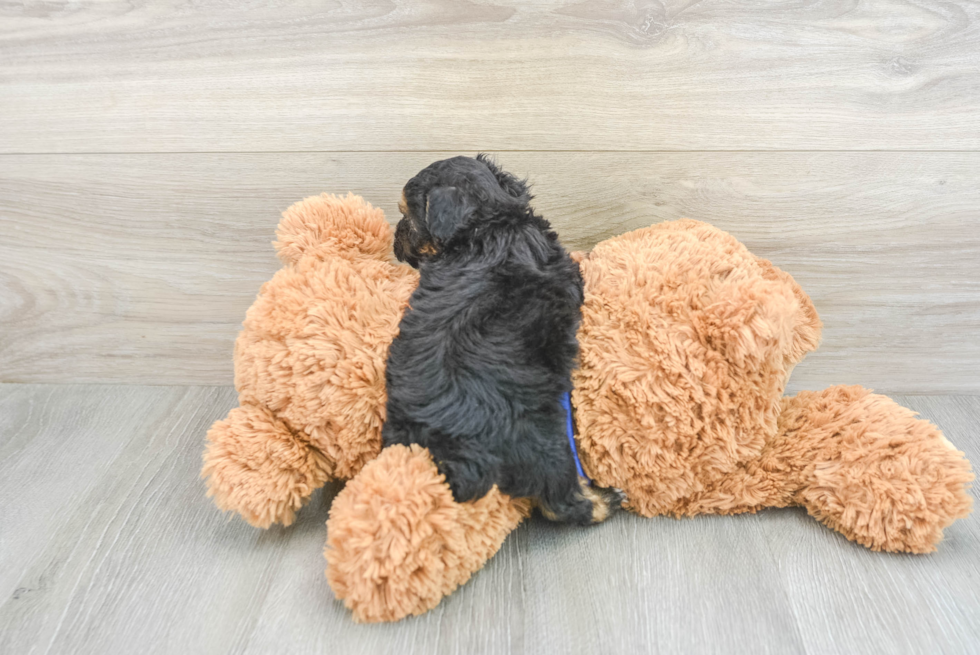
202 193 973 623
202 194 418 528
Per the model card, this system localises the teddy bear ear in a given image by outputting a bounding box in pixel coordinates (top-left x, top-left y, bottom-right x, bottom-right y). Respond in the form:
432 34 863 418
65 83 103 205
274 193 393 265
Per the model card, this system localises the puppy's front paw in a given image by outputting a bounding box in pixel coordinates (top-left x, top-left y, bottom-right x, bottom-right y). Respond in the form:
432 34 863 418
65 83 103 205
436 458 495 504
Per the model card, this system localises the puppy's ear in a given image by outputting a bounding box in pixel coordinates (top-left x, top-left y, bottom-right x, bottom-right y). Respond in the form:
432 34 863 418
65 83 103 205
476 153 531 200
426 186 473 242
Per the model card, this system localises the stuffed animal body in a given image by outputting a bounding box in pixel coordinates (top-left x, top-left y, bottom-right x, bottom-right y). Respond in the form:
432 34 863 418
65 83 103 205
203 193 973 623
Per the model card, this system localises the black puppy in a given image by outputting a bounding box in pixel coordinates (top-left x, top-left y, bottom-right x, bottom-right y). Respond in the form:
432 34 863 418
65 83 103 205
382 154 623 525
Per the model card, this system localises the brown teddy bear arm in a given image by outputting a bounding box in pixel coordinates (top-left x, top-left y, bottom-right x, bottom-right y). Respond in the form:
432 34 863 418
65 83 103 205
201 403 333 529
773 386 973 553
324 444 529 622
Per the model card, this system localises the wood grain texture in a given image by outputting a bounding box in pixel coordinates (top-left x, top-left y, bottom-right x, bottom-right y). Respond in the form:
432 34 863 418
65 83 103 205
768 394 980 655
0 384 977 654
1 0 980 152
2 152 978 392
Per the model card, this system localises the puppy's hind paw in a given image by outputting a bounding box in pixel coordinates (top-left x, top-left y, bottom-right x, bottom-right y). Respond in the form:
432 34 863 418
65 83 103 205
580 479 625 524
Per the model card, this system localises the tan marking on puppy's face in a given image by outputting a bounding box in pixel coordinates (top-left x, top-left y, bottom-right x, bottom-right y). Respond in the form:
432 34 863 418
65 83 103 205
395 187 442 263
398 189 420 233
398 190 409 218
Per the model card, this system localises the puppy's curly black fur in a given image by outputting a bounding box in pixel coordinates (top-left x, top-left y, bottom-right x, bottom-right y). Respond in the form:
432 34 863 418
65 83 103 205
382 154 623 525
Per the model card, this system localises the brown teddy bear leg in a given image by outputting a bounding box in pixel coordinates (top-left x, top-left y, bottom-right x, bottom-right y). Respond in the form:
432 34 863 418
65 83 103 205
776 386 973 553
202 403 333 529
325 444 530 622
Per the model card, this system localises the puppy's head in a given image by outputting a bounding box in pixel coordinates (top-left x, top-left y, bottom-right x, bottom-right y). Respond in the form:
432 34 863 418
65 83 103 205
394 154 530 267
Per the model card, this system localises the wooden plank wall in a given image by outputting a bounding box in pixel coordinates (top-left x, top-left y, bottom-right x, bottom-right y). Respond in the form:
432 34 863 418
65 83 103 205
1 1 979 393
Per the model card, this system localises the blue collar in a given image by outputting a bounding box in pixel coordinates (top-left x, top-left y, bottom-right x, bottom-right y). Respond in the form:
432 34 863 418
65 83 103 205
561 391 590 484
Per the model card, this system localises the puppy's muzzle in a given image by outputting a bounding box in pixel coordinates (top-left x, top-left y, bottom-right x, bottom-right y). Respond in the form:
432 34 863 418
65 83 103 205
393 220 419 268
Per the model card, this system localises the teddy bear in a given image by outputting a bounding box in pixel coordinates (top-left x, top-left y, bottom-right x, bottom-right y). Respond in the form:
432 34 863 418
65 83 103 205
202 192 973 623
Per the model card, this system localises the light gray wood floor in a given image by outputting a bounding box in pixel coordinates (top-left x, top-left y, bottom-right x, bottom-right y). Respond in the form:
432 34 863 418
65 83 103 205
0 384 977 655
